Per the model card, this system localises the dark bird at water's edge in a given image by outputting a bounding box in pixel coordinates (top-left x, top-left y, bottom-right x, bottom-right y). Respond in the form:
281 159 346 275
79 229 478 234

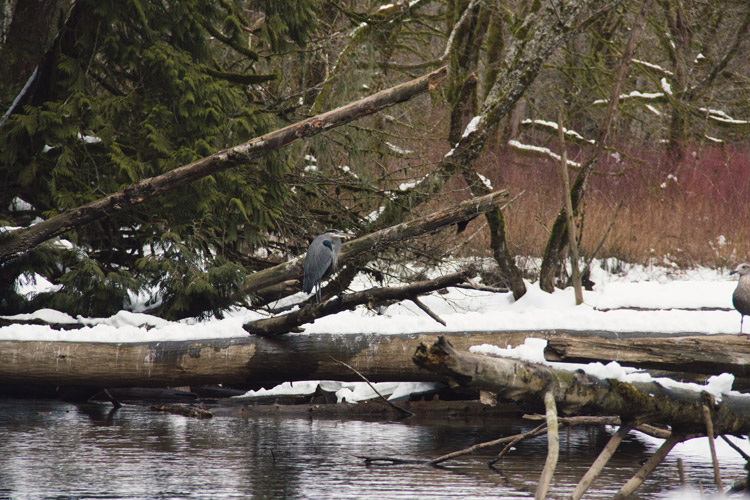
303 229 355 303
730 262 750 335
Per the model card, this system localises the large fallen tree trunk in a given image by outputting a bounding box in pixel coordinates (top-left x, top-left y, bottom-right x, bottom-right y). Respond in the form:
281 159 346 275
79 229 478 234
3 331 750 392
544 333 750 377
0 332 534 389
0 66 447 265
413 336 750 434
246 189 507 295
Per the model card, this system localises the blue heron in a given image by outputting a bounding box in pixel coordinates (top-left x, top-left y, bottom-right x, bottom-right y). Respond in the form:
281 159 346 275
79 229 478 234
303 229 355 303
731 263 750 334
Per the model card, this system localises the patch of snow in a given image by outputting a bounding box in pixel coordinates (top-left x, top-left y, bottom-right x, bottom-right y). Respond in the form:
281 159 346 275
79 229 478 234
521 119 595 144
476 173 493 190
660 77 673 95
385 142 413 155
508 140 581 168
631 59 673 76
8 197 33 212
462 115 483 138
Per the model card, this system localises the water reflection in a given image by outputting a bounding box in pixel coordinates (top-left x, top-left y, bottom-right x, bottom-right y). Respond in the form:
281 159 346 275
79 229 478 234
0 399 745 499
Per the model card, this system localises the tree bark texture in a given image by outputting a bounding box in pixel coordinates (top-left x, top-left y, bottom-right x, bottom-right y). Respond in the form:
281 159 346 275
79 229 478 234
0 66 448 265
4 331 750 392
412 336 750 434
544 333 750 377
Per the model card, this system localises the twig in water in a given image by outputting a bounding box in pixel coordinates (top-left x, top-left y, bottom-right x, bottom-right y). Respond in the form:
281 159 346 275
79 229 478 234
702 404 723 491
535 391 559 500
489 422 548 466
612 433 686 500
721 435 750 462
431 424 549 467
571 423 633 500
329 356 414 417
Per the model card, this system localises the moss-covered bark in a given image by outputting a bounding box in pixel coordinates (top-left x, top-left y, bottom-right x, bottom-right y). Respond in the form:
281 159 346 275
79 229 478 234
413 336 750 434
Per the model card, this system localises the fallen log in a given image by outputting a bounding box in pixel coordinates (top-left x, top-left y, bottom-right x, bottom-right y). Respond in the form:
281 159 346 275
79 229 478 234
412 336 750 434
243 189 508 295
0 331 535 389
244 270 474 335
3 331 750 391
544 333 750 377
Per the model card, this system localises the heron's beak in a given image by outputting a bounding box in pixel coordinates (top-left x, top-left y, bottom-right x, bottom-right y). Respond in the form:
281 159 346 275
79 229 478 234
338 232 356 239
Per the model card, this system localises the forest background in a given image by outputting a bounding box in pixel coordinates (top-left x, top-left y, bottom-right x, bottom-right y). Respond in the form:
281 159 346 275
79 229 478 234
1 0 749 321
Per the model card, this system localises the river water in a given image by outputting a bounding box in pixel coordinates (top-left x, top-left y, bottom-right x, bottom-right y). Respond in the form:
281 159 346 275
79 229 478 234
0 399 745 499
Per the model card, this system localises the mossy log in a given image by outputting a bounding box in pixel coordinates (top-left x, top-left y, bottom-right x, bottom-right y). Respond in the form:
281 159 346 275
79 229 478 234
412 336 750 434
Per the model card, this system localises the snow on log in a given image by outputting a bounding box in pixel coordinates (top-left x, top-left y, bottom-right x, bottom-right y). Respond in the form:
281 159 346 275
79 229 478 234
244 270 474 335
412 336 750 434
544 333 750 377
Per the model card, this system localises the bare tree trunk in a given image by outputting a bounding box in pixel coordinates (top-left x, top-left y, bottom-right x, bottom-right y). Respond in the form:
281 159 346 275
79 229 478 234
539 0 650 292
0 67 447 265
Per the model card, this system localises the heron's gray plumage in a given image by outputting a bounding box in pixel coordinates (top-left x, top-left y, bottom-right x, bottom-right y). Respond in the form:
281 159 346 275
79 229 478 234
303 230 354 302
730 263 750 334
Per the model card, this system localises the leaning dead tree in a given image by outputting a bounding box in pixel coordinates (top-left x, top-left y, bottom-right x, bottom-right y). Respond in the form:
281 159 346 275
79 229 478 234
0 66 447 265
413 336 750 498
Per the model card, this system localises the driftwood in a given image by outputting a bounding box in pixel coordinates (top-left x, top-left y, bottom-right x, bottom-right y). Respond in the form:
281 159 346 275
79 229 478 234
244 270 474 335
412 336 750 434
244 189 508 295
0 66 447 265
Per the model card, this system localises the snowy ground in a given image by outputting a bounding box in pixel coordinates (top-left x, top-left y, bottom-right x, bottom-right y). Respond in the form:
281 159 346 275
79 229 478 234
2 259 743 343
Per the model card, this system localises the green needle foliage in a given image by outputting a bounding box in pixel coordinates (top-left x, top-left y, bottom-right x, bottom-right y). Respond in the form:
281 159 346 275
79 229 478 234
0 0 318 319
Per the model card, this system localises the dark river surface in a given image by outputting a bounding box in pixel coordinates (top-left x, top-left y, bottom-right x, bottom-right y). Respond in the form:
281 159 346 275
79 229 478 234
0 399 745 499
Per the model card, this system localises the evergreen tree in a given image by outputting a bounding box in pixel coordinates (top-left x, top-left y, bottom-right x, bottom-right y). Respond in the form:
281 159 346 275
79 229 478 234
0 0 319 318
